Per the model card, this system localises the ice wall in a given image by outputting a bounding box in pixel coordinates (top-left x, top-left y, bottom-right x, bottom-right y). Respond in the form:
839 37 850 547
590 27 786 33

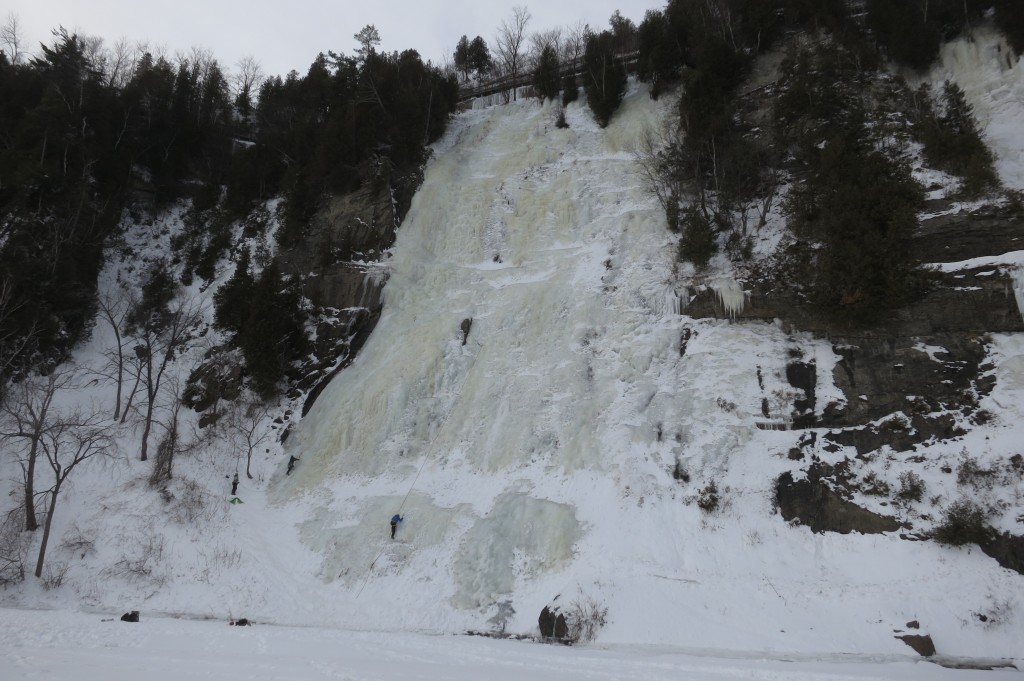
285 88 677 610
292 97 666 481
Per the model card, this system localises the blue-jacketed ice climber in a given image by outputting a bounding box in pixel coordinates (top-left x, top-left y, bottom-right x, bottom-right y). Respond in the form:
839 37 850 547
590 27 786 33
390 514 403 539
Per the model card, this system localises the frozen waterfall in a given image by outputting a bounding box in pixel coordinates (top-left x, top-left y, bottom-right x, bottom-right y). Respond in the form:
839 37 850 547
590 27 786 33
285 87 687 617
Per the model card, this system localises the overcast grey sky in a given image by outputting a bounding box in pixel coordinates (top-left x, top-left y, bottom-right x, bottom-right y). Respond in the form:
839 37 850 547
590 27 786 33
5 1 663 78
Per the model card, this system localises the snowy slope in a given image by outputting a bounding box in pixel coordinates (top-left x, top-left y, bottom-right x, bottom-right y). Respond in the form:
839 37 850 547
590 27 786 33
2 29 1024 673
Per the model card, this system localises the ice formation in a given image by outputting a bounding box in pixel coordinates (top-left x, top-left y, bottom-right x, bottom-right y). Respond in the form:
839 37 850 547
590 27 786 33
286 88 678 612
709 277 747 319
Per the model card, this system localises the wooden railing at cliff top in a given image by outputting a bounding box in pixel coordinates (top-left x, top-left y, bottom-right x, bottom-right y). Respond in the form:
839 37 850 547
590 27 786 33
457 51 640 104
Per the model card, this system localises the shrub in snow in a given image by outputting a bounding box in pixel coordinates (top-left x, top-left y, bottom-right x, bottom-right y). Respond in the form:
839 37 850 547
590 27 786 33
974 595 1016 630
0 514 28 586
896 471 925 503
104 534 167 584
957 453 997 490
933 499 995 547
41 561 70 590
696 481 720 513
566 596 608 644
859 471 891 496
60 524 97 560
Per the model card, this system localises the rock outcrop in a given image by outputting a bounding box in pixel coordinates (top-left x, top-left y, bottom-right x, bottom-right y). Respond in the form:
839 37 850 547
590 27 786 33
775 465 903 535
538 605 568 641
896 633 936 657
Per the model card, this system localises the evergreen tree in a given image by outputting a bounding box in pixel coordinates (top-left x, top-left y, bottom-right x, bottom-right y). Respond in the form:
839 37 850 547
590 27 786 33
786 126 925 322
239 263 309 398
454 35 472 81
583 31 626 127
213 249 254 335
915 81 999 198
637 9 676 99
678 206 717 269
468 37 492 76
533 45 560 101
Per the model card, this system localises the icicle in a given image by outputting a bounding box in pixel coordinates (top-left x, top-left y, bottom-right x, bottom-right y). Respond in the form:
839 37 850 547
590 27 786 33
670 290 682 316
1011 265 1024 321
709 278 747 320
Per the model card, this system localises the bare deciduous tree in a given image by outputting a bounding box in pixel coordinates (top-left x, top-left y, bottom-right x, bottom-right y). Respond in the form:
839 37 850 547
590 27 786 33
34 410 112 578
93 290 132 420
233 55 265 126
105 37 147 89
230 399 272 479
149 376 189 486
0 370 76 532
1 12 25 64
495 5 531 101
438 44 457 79
128 298 202 461
80 34 106 75
562 21 590 69
635 126 684 231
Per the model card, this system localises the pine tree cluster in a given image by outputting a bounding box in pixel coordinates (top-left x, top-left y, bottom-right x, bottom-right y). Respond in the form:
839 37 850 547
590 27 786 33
0 28 457 386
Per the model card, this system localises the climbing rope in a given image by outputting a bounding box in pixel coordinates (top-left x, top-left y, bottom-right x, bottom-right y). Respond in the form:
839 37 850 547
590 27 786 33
355 388 463 598
396 448 428 514
355 453 429 598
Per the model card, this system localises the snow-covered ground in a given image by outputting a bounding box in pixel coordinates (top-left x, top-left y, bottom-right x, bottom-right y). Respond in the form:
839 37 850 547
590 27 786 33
1 608 1013 681
2 28 1023 679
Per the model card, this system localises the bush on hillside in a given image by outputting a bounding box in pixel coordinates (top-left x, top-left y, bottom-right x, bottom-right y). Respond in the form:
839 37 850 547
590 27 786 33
696 480 721 513
896 471 926 503
127 264 179 332
933 499 996 546
565 596 608 644
0 513 28 586
678 206 717 269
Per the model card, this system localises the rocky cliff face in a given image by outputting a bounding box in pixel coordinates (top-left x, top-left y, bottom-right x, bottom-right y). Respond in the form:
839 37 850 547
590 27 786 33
687 204 1023 427
688 202 1024 570
277 166 425 417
